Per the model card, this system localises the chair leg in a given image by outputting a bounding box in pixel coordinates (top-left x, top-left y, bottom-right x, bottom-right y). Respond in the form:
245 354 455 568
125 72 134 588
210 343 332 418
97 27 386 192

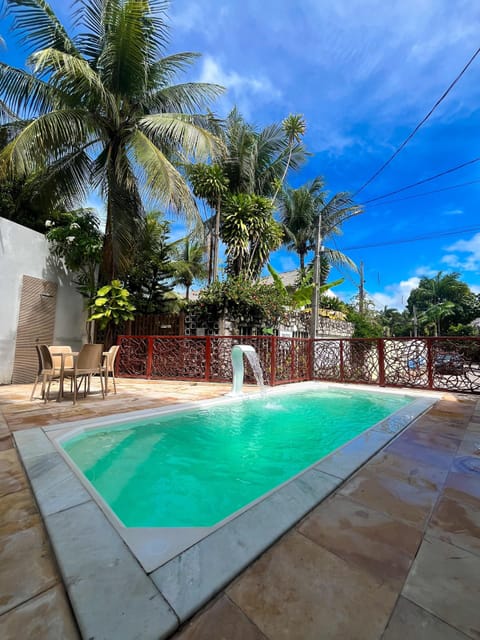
112 371 117 394
30 376 39 401
99 367 105 399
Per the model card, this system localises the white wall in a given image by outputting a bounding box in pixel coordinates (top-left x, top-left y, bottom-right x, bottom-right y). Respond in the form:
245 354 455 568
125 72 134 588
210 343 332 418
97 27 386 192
0 217 87 384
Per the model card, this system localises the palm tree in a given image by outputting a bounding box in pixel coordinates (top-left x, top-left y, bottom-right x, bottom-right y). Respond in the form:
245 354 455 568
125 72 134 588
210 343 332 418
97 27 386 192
170 238 207 301
222 107 307 198
0 0 224 282
407 271 479 335
187 163 228 283
279 177 362 281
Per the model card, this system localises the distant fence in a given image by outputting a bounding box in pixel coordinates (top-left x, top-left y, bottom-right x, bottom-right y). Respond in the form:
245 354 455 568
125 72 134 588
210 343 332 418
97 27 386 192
116 335 480 394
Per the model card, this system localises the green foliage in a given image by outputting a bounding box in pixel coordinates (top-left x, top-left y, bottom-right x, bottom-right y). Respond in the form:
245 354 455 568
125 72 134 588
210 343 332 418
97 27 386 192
221 193 282 278
190 276 289 328
170 238 208 301
88 280 135 331
407 272 480 335
346 308 383 338
46 209 103 301
1 0 224 281
267 264 344 308
124 213 174 314
448 323 476 336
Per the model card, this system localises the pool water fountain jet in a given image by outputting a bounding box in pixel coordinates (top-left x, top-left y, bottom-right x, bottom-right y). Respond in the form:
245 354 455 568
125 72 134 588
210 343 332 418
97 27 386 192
227 345 266 396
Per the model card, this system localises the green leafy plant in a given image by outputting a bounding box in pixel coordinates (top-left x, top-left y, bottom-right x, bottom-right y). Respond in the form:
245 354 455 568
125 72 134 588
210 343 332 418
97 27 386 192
88 280 135 345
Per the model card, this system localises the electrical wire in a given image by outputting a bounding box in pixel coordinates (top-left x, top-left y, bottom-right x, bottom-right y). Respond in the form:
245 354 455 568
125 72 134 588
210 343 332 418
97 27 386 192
365 179 480 208
353 46 480 197
359 157 480 205
340 225 480 252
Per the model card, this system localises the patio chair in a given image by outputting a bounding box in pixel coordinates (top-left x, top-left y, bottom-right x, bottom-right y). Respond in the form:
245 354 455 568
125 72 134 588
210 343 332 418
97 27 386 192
101 345 120 395
30 344 60 402
60 343 105 404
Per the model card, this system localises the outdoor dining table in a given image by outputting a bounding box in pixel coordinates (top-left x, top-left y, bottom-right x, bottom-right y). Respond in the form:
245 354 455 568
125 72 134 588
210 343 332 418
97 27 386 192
50 349 109 401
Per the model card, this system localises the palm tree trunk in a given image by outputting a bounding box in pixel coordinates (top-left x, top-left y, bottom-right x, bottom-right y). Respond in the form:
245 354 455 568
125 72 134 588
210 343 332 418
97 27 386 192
213 197 221 281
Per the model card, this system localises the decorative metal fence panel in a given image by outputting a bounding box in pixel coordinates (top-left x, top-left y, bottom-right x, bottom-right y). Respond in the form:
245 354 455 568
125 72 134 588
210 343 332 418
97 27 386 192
117 335 480 394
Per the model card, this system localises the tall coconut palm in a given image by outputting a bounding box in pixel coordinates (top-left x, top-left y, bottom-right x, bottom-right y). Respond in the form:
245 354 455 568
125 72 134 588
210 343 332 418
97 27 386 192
170 238 208 301
222 107 306 198
0 0 224 281
279 177 362 282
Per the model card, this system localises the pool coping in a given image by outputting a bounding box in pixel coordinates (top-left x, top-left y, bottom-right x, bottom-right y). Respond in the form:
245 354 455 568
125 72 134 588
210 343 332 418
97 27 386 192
13 382 440 640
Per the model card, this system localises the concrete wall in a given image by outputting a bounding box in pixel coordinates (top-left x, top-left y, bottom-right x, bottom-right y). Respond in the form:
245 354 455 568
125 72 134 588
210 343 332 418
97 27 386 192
0 217 87 384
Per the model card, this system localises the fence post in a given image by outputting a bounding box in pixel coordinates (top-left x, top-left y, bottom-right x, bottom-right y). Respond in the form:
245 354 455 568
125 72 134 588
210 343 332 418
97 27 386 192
308 338 314 380
377 339 385 387
290 339 295 381
205 336 211 381
146 337 153 378
426 338 434 389
339 340 345 382
270 336 277 386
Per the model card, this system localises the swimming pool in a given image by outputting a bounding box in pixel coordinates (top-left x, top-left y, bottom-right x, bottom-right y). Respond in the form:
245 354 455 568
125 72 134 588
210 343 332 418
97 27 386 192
17 382 438 638
62 387 413 528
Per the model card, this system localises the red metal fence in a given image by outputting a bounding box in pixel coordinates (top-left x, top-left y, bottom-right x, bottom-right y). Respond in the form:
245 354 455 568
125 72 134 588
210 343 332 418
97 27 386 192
117 335 480 394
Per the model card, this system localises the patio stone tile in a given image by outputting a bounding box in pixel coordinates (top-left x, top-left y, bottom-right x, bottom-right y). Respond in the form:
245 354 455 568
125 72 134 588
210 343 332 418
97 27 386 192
227 531 398 640
457 432 480 457
0 487 38 536
366 448 449 486
443 466 480 504
172 595 267 640
382 596 470 640
339 464 441 529
395 425 462 452
383 432 457 470
0 585 79 640
0 449 27 497
403 536 480 638
0 435 13 451
297 494 422 588
428 494 480 556
45 500 178 640
0 490 59 615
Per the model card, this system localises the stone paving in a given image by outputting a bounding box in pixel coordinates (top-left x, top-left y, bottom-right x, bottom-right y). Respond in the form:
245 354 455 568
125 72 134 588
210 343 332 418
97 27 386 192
0 379 479 639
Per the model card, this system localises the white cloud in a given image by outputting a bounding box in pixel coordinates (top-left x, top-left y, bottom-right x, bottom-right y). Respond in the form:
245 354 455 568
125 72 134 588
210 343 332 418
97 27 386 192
414 265 438 278
371 276 420 310
198 56 281 116
442 233 480 272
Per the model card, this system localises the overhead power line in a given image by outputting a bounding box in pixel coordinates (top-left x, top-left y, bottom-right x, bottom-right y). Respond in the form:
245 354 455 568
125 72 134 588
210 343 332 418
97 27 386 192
365 179 480 208
341 225 480 251
353 45 480 197
359 157 480 205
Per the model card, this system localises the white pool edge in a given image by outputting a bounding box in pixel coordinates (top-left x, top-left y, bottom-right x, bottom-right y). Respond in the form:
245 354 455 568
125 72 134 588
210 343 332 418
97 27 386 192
14 382 440 640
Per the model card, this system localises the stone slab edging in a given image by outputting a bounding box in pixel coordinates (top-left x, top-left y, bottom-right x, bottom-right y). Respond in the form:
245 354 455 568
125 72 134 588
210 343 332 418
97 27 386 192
14 384 438 639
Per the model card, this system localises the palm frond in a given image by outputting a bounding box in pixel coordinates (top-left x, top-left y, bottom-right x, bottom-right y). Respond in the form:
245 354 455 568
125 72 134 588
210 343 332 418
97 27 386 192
2 110 97 176
30 48 118 117
323 248 358 272
139 113 224 161
148 52 201 85
131 128 201 226
4 0 76 54
145 82 225 113
0 62 66 116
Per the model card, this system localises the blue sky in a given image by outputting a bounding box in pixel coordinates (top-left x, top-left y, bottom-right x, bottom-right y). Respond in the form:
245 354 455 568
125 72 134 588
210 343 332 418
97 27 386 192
2 0 480 309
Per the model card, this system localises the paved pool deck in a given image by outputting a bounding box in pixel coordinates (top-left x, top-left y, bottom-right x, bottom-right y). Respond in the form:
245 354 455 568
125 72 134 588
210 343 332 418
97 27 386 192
0 379 479 639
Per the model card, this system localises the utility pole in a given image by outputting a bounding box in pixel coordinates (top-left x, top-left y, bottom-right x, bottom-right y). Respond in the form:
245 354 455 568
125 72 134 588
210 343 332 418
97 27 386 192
413 305 418 337
358 260 365 315
310 210 322 338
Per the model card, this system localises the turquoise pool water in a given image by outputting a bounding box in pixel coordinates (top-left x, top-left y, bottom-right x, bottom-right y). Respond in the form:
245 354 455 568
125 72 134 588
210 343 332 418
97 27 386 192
62 388 413 527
